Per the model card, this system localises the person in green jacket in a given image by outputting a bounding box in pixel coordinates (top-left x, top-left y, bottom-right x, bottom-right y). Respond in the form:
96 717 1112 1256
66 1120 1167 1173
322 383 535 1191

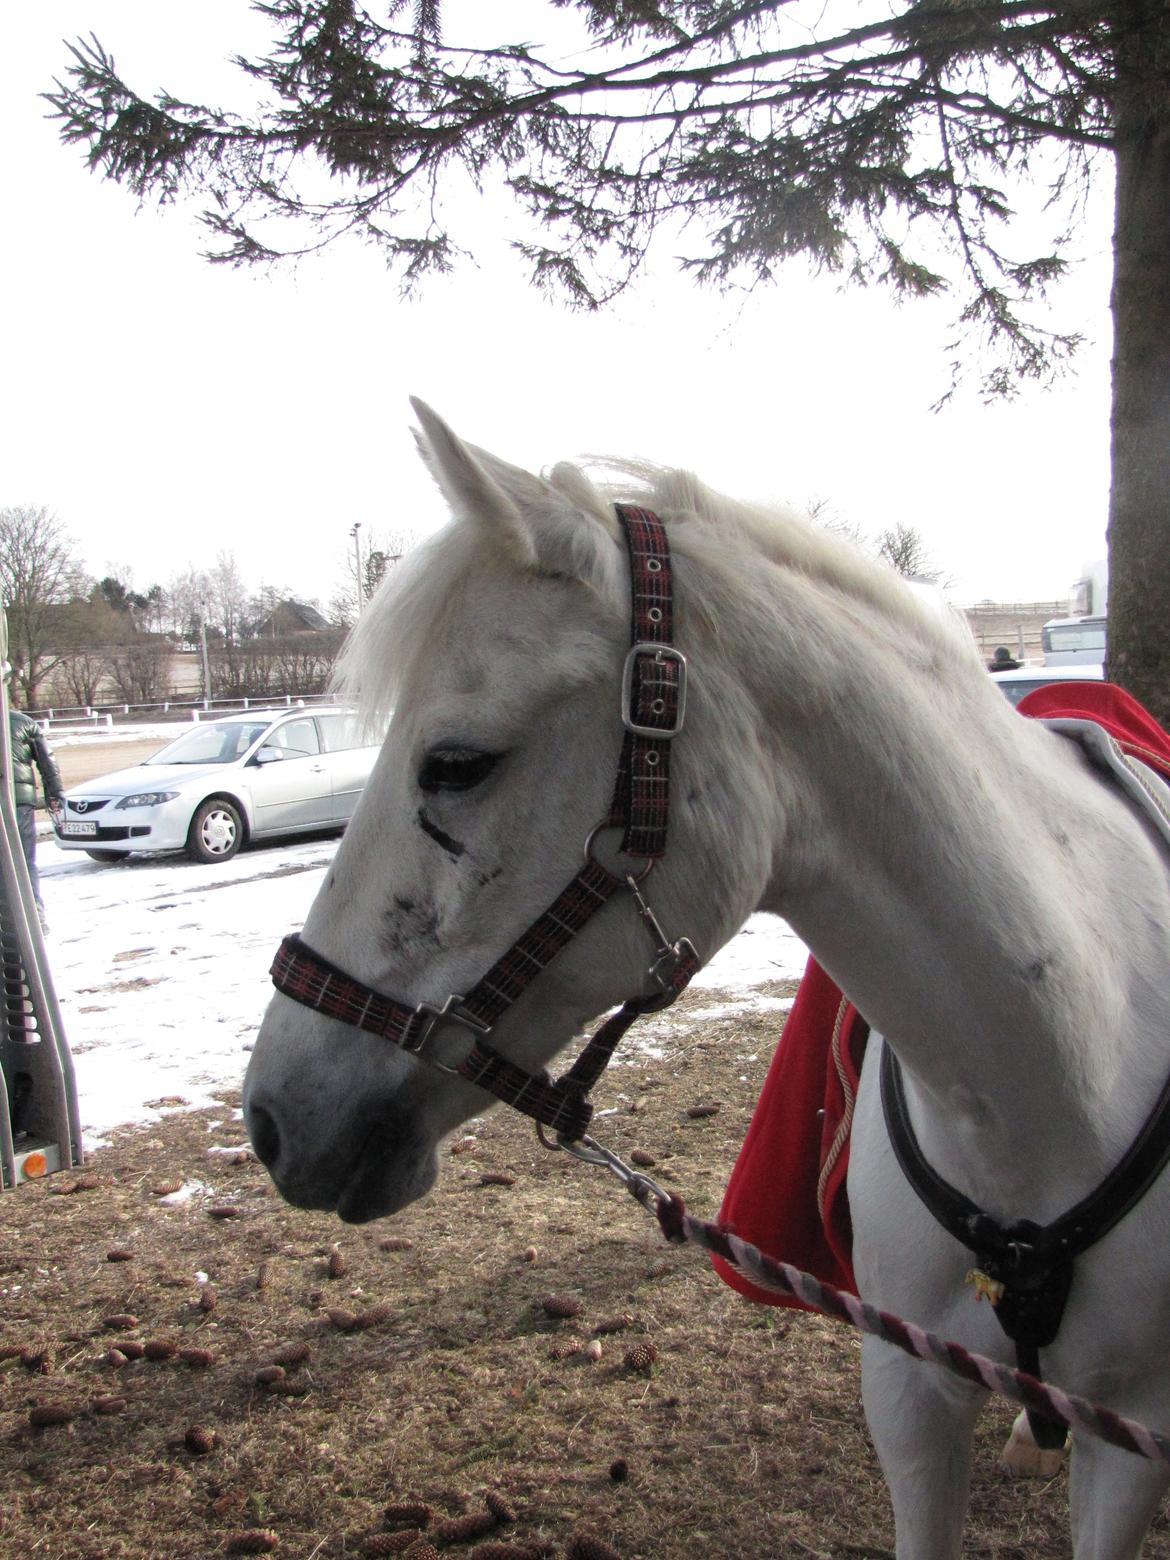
8 707 63 931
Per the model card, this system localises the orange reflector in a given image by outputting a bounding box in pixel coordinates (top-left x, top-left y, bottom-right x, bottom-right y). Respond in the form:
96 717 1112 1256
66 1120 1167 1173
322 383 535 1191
22 1152 48 1179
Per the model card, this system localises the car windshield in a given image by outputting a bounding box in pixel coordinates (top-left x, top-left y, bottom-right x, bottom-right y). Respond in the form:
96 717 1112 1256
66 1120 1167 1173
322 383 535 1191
145 720 274 765
996 679 1049 708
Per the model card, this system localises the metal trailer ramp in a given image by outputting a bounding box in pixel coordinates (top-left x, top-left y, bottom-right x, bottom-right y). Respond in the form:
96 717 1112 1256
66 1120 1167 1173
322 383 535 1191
0 620 82 1188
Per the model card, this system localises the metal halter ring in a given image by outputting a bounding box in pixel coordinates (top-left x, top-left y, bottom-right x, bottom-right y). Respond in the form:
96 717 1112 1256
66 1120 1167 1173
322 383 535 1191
583 821 654 885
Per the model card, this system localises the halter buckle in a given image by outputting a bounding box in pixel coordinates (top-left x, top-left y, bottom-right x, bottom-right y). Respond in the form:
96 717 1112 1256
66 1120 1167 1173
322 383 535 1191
621 643 688 738
406 996 491 1073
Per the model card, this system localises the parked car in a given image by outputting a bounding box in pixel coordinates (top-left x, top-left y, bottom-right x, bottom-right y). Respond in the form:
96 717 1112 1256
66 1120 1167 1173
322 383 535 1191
1041 613 1107 666
54 707 383 864
990 661 1105 708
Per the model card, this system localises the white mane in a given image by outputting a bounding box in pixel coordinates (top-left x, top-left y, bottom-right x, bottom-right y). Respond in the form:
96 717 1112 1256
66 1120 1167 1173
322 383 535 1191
335 456 975 731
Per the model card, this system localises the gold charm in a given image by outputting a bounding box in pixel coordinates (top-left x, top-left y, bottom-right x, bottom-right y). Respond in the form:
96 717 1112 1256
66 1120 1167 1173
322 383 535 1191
965 1268 1005 1305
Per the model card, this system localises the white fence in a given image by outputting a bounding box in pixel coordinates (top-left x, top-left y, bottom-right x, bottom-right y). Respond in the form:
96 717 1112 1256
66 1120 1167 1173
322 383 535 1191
30 692 335 736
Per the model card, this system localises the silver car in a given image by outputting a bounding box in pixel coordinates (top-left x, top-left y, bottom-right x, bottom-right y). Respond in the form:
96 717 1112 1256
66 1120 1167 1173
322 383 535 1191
54 706 382 864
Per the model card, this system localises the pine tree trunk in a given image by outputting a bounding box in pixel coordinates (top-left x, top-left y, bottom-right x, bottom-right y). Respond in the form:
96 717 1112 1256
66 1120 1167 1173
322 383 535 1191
1108 0 1170 723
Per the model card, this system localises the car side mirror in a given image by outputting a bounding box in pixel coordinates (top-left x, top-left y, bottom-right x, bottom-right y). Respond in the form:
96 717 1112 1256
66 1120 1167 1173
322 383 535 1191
255 746 284 765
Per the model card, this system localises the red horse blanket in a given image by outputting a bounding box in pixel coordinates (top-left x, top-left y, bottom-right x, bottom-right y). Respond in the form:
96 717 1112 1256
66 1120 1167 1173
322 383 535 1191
713 681 1170 1309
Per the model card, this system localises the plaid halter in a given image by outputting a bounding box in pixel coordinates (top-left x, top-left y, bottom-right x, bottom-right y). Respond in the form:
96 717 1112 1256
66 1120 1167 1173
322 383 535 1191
270 505 700 1141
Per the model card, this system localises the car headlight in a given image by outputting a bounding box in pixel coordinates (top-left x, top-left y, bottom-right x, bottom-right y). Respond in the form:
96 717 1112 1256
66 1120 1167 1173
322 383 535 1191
115 792 180 809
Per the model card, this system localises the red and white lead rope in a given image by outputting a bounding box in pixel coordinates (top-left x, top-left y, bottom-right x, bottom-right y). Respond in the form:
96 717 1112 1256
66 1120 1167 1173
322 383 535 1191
631 1178 1170 1462
657 1196 1170 1462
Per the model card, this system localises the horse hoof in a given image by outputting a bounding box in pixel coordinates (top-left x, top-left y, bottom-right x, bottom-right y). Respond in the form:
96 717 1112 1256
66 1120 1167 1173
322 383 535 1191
1000 1414 1067 1479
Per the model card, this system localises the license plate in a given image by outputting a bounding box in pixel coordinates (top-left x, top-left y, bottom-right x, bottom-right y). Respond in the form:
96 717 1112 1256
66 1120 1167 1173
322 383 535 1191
61 820 98 837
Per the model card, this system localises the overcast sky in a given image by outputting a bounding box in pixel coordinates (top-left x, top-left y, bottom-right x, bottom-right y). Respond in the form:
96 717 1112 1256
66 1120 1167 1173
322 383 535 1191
3 3 1116 610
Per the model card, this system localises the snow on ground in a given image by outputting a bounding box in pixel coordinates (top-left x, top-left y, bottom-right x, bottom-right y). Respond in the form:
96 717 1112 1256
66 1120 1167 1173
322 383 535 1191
46 722 187 750
36 834 808 1151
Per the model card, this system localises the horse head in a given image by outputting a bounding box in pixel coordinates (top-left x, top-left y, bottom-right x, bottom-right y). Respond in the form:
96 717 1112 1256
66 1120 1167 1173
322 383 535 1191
242 401 777 1221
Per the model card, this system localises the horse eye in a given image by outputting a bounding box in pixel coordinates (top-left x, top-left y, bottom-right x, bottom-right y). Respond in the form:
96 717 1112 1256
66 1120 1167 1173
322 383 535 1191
418 748 500 794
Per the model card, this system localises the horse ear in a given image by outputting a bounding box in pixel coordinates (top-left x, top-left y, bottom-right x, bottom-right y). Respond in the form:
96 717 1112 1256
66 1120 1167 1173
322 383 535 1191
411 398 539 568
410 398 620 590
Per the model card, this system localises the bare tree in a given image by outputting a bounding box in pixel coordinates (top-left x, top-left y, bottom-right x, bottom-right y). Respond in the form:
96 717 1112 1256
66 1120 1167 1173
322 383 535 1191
331 531 412 626
877 522 942 582
166 566 213 641
206 553 249 644
106 642 174 705
49 649 113 709
0 505 92 706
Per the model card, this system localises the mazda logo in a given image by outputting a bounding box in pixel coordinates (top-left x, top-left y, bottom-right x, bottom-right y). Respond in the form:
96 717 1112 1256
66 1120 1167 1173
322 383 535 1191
74 800 91 813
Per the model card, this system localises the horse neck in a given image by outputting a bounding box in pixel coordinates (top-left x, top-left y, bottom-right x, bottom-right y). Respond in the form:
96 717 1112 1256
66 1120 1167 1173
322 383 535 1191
724 572 1170 1213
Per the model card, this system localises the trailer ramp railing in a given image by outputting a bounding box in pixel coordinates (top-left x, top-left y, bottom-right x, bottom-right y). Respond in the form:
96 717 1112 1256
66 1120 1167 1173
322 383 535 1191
0 618 82 1188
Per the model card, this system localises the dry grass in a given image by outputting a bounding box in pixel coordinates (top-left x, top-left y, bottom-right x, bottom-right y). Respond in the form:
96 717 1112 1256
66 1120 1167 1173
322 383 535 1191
54 740 174 791
3 992 1169 1559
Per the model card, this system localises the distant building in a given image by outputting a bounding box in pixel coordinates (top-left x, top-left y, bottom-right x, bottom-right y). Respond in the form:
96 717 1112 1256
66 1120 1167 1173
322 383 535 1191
252 599 331 637
1069 559 1108 617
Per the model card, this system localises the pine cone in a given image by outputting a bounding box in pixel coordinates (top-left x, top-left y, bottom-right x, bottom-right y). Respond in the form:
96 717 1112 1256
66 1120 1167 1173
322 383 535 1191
433 1512 496 1544
621 1343 658 1374
593 1314 634 1336
144 1339 178 1360
268 1378 310 1397
326 1247 347 1279
548 1337 582 1362
90 1395 127 1415
356 1303 394 1329
566 1538 622 1560
184 1425 217 1456
383 1501 433 1529
28 1404 75 1427
375 1533 425 1554
361 1536 412 1558
272 1341 311 1367
484 1491 517 1524
227 1531 279 1553
179 1347 216 1368
468 1545 545 1560
540 1294 582 1320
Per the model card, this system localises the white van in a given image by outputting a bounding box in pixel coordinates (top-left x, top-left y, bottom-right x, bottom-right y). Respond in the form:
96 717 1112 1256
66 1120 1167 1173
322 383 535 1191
1041 614 1107 666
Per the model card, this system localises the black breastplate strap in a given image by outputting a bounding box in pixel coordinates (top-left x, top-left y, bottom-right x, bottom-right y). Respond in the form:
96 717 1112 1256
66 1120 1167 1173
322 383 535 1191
881 1041 1170 1449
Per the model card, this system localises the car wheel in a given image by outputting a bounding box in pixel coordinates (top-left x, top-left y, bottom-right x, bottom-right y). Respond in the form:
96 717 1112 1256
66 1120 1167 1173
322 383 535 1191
187 799 244 863
84 849 129 864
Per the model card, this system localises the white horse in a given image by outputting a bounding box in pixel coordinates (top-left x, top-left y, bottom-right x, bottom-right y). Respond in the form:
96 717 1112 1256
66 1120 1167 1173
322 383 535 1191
243 401 1170 1558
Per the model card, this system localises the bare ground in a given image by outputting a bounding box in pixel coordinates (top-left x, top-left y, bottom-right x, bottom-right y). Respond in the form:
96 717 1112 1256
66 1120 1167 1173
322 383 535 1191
3 990 1169 1560
54 739 179 791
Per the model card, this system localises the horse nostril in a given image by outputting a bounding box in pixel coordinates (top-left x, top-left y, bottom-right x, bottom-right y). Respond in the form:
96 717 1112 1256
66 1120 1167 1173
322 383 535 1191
248 1104 281 1169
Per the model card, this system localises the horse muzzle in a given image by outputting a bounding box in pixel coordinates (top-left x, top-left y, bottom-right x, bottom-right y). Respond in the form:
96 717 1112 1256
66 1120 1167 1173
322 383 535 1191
242 1003 444 1221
